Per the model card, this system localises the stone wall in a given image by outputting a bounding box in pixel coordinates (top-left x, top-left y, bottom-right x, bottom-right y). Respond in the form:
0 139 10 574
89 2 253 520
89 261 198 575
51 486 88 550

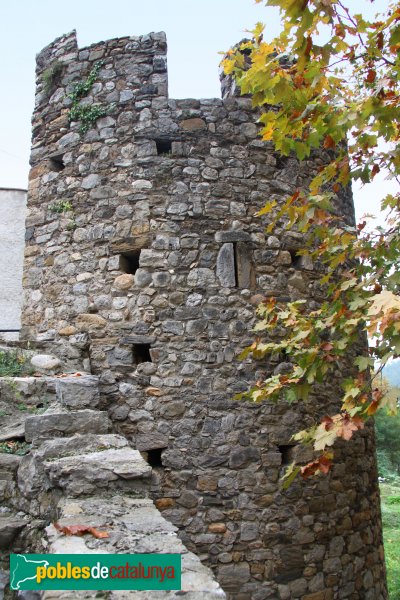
0 188 27 341
20 30 387 599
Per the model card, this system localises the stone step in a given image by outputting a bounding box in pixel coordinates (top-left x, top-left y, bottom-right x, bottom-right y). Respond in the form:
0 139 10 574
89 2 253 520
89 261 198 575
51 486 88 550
55 375 100 410
44 447 152 497
24 410 110 443
18 434 150 499
0 513 29 550
0 453 22 502
39 495 226 599
0 453 22 478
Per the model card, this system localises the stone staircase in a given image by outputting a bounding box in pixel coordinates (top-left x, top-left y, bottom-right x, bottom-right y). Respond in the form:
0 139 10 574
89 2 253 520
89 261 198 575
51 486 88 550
0 373 226 599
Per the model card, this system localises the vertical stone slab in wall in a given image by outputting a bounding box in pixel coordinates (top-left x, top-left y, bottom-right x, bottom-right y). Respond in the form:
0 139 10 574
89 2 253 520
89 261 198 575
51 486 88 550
216 243 235 287
0 188 27 340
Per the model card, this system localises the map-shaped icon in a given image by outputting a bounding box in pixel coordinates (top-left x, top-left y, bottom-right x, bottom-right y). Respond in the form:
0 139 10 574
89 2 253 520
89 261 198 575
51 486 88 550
10 554 49 590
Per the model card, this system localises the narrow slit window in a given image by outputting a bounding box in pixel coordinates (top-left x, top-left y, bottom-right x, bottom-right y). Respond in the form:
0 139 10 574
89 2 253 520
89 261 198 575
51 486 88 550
146 448 165 468
133 343 152 364
233 243 239 287
278 445 296 466
155 139 172 155
119 251 141 275
234 242 255 289
289 249 302 269
274 154 288 170
49 155 65 172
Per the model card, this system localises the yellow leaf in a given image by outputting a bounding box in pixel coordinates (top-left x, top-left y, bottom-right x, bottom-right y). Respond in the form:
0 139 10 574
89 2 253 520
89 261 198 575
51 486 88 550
368 290 400 316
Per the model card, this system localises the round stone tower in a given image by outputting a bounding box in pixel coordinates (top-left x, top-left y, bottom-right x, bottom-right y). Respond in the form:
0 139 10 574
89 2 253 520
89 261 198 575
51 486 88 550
22 30 387 599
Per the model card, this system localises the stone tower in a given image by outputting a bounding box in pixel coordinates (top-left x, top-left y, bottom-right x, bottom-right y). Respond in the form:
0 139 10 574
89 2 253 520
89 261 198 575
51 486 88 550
22 30 386 599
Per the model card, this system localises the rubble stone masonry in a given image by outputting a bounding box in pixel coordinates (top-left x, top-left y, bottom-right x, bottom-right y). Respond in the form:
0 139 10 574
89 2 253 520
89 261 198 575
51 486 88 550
21 30 387 599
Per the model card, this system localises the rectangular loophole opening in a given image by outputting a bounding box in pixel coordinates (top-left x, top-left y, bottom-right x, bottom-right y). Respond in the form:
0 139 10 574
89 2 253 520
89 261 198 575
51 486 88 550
145 448 165 468
289 249 302 269
119 251 141 275
273 153 289 170
133 343 152 364
49 154 65 172
233 242 256 289
155 139 172 155
278 445 296 466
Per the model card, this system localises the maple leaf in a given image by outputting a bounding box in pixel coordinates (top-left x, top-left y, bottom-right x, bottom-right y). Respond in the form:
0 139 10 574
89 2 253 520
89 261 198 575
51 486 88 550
336 414 364 441
300 452 333 478
366 69 376 83
53 522 109 539
314 418 337 451
323 135 335 149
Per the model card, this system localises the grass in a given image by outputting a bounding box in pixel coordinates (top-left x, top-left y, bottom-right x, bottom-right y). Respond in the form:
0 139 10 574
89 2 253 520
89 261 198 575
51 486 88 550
0 349 28 377
380 481 400 599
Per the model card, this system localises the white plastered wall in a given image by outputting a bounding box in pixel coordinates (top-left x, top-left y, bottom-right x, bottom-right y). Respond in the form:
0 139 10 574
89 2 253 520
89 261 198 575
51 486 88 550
0 188 27 340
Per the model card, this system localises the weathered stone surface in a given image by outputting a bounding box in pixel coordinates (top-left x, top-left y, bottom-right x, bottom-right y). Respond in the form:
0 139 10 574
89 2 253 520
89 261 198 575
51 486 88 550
136 433 168 451
58 326 77 336
216 243 235 288
44 448 152 496
75 314 107 330
0 453 21 477
81 174 101 189
113 274 134 290
215 231 251 243
132 180 152 191
187 268 215 287
56 375 100 409
24 410 109 442
41 495 226 598
180 118 207 131
0 516 27 549
229 446 260 469
218 563 250 591
30 354 61 372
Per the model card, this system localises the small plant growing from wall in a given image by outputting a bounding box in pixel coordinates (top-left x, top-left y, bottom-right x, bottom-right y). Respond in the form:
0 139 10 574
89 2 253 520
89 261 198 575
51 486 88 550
68 61 107 134
42 61 63 97
0 441 31 456
49 200 73 214
66 218 77 231
0 349 28 377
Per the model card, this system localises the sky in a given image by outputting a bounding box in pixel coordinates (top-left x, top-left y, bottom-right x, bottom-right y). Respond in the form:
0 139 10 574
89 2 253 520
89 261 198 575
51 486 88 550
0 0 395 225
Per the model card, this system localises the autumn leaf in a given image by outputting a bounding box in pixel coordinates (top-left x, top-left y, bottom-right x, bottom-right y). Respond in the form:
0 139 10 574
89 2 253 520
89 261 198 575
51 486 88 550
336 414 364 441
300 452 333 478
323 135 335 149
366 69 376 83
223 0 400 483
54 522 109 539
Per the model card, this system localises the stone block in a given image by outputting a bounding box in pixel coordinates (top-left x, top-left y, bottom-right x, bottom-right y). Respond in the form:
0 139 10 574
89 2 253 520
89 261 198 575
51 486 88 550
44 447 152 496
215 231 251 243
216 243 235 288
56 375 100 409
24 410 109 442
0 517 27 550
180 118 206 131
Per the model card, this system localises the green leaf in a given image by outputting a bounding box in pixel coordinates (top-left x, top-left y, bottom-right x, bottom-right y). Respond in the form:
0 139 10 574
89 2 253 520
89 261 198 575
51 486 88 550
354 356 374 372
281 463 301 489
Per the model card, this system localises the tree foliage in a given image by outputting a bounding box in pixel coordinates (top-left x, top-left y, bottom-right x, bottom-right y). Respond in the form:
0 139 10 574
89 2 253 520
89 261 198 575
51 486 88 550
222 0 400 482
374 376 400 480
